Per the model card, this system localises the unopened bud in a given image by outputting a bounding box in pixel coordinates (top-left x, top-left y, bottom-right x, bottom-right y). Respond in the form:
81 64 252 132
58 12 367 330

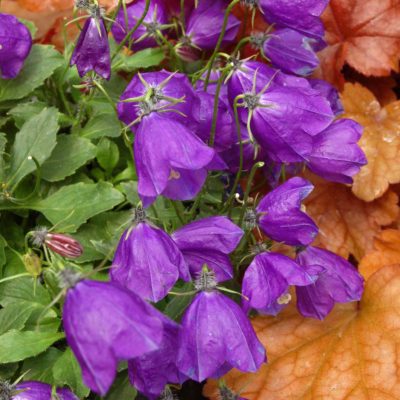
22 251 42 277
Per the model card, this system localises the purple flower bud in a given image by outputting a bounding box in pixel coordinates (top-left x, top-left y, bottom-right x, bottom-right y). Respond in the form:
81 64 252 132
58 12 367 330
61 270 165 395
70 17 111 80
309 79 344 116
296 246 364 320
242 252 319 315
13 381 78 400
307 119 367 184
172 216 244 282
255 177 318 246
110 221 190 302
111 0 168 51
0 13 32 79
177 286 266 381
185 0 240 50
263 28 319 76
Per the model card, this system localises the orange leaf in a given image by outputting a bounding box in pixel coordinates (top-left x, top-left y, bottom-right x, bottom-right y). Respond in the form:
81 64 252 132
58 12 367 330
317 0 400 88
340 82 400 202
304 179 398 261
359 229 400 280
204 265 400 400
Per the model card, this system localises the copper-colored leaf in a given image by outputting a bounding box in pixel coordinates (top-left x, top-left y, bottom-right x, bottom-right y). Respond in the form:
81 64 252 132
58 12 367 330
318 0 400 87
304 178 398 261
340 82 400 201
204 265 400 400
359 229 400 280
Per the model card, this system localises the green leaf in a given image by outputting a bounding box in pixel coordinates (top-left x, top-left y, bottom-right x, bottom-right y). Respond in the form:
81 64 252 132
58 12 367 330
105 372 137 400
0 235 6 275
19 18 38 37
41 135 97 182
0 363 18 379
53 348 90 398
8 101 48 129
29 182 124 232
0 45 63 102
0 132 6 181
0 330 64 363
113 47 165 72
120 181 140 205
97 138 120 172
164 283 194 321
0 302 35 335
7 107 59 189
23 347 62 383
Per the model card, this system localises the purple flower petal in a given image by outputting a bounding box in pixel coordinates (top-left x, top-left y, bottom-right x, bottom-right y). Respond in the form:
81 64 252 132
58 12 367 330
13 381 78 400
309 78 344 116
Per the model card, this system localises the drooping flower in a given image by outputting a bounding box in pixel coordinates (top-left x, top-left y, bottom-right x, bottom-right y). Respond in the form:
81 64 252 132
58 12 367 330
184 0 240 51
247 177 318 246
110 212 189 302
296 246 364 319
128 314 186 400
172 216 244 281
12 381 78 400
61 269 165 395
111 0 168 51
177 271 266 381
0 13 32 79
309 79 344 116
263 28 319 76
307 119 367 184
70 14 111 80
242 251 319 315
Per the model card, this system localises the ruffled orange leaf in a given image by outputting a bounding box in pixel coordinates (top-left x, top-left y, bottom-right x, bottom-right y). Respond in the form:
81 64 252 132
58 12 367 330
318 0 400 88
340 82 400 202
205 265 400 400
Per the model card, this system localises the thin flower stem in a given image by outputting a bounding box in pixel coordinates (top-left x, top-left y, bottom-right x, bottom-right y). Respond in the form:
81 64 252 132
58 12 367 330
233 37 251 56
209 71 226 147
180 0 186 29
0 273 31 284
203 0 240 90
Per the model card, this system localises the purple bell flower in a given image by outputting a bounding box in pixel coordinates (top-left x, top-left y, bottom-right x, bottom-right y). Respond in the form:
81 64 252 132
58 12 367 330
263 28 319 76
309 79 344 116
110 219 190 302
70 16 111 80
252 177 318 246
172 216 244 282
242 252 319 315
307 119 367 184
0 13 32 79
12 381 78 400
177 272 266 381
111 0 168 51
296 246 364 320
185 0 240 50
128 315 186 400
61 270 165 395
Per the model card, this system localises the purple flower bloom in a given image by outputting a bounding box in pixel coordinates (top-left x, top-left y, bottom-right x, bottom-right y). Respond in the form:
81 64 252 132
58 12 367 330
263 28 319 76
61 270 164 395
13 381 78 400
185 0 240 50
309 79 344 116
296 246 364 319
0 13 32 79
110 220 189 302
254 177 318 246
172 216 244 281
307 119 367 184
242 252 318 315
111 0 168 51
70 17 111 80
177 281 266 381
128 315 186 400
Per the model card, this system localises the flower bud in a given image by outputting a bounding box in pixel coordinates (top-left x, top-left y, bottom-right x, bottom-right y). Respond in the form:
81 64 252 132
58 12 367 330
22 251 42 277
45 233 83 259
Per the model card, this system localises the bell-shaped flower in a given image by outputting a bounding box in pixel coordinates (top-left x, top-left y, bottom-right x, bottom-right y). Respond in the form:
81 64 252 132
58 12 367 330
0 13 32 79
110 218 190 302
177 271 266 381
172 216 244 281
12 381 78 400
61 270 165 395
307 119 367 184
251 177 318 246
296 246 364 319
112 0 168 51
242 252 319 315
309 79 344 116
185 0 240 50
70 15 111 80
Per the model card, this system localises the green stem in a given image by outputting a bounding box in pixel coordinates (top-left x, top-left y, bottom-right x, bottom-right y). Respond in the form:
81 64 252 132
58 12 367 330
209 71 226 147
0 273 31 285
233 37 251 56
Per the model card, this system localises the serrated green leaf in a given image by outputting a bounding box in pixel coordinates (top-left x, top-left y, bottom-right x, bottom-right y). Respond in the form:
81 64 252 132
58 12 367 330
0 45 63 102
29 182 124 232
97 138 119 172
0 330 64 363
0 302 35 335
53 348 90 398
113 47 165 72
41 135 97 182
0 132 6 181
23 347 62 383
8 101 48 129
7 107 59 189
